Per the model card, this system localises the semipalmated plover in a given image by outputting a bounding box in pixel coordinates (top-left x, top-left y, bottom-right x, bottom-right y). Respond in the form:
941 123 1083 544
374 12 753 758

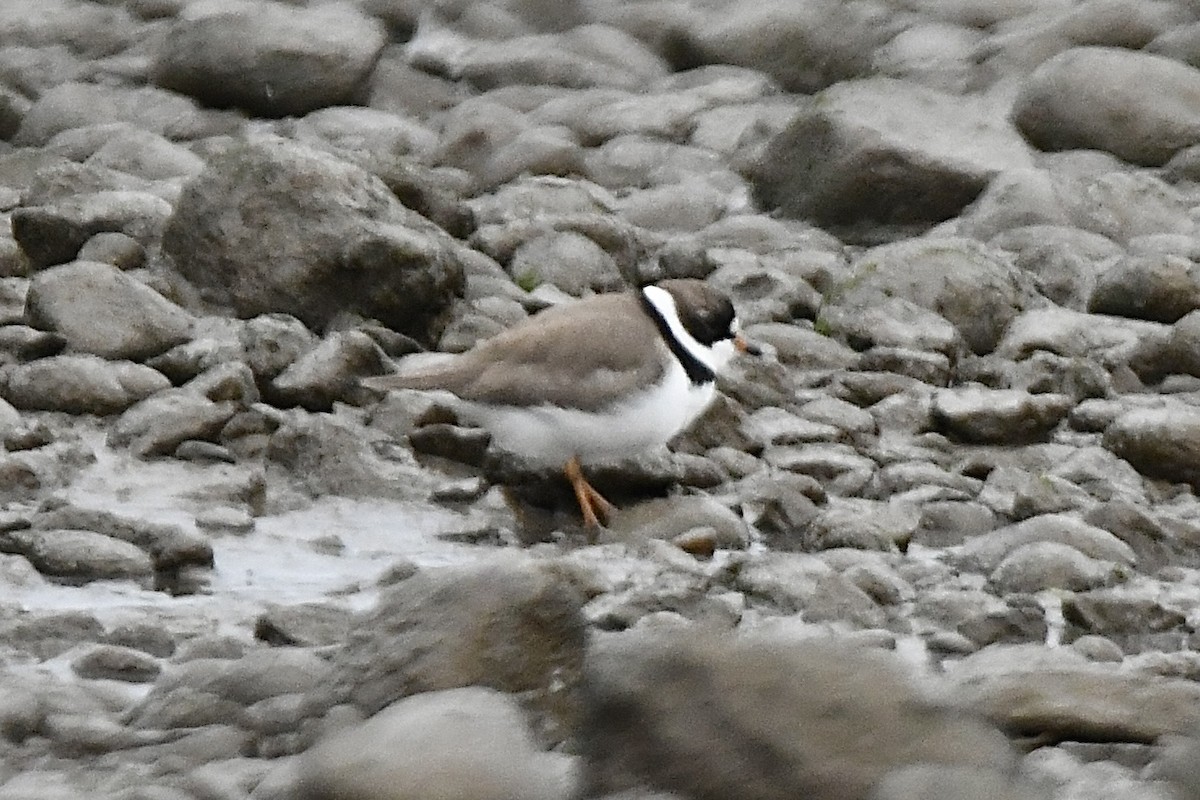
363 279 758 528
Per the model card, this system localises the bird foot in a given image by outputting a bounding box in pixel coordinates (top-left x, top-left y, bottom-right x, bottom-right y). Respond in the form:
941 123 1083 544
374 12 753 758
564 456 616 535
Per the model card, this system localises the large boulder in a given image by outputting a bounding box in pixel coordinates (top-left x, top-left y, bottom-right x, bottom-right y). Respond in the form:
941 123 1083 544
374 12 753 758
751 78 1034 233
161 138 465 340
151 2 387 118
1013 47 1200 166
330 557 587 733
580 633 1018 800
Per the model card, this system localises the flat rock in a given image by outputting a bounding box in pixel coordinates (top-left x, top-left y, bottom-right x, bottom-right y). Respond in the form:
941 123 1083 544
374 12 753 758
25 261 194 360
409 22 668 92
151 3 386 118
1089 254 1200 323
1103 406 1200 490
680 0 894 93
3 355 170 415
162 138 465 341
995 306 1166 366
107 389 239 458
0 528 153 584
1013 46 1200 166
946 645 1200 743
932 387 1072 444
33 503 213 572
296 687 575 800
580 632 1015 800
71 644 162 683
752 78 1033 233
954 513 1137 573
12 81 218 147
988 542 1125 594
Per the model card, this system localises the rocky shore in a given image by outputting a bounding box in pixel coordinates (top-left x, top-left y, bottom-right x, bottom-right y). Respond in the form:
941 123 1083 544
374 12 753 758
4 0 1200 798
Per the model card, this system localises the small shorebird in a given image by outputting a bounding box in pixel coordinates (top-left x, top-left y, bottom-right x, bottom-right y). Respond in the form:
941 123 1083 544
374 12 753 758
363 279 758 528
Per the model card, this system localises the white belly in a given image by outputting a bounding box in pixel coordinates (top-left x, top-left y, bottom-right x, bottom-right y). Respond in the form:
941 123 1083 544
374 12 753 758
459 359 716 466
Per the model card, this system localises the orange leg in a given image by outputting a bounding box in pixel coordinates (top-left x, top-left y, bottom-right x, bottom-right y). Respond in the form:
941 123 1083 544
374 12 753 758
564 456 616 530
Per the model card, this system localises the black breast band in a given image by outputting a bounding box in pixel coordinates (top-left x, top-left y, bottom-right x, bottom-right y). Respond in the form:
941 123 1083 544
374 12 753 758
638 291 715 386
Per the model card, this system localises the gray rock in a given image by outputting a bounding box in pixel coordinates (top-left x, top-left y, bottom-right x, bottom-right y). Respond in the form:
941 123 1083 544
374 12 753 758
129 648 335 727
1070 635 1125 663
1089 254 1200 323
0 528 153 583
332 557 586 741
25 261 193 360
764 443 877 496
12 192 173 270
582 133 729 192
32 503 211 575
75 232 145 269
954 513 1137 573
1103 406 1200 490
873 764 1047 800
857 347 952 386
409 22 668 91
995 306 1166 368
932 387 1072 444
819 296 963 356
1063 590 1187 642
580 633 1015 800
3 355 170 414
81 125 207 182
871 20 985 93
266 413 442 500
71 644 162 683
988 542 1124 594
914 501 998 547
679 0 894 93
744 322 858 369
834 238 1028 355
270 330 390 411
13 81 218 148
947 644 1200 743
1013 47 1200 166
107 390 239 458
292 106 438 162
735 552 886 627
974 161 1195 245
254 603 354 648
803 499 918 552
1163 309 1200 378
1009 470 1094 519
296 688 576 800
606 494 750 551
162 138 465 340
752 79 1033 234
989 225 1121 311
240 314 319 384
151 3 386 118
508 230 624 295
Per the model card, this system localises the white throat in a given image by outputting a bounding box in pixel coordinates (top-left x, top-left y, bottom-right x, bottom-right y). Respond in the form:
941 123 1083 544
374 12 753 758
641 285 737 376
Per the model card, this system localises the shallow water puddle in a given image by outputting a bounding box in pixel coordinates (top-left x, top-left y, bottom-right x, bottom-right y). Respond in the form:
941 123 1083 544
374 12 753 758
19 432 490 627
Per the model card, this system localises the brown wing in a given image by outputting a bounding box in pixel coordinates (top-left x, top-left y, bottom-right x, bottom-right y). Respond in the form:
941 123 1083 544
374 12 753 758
365 292 668 412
